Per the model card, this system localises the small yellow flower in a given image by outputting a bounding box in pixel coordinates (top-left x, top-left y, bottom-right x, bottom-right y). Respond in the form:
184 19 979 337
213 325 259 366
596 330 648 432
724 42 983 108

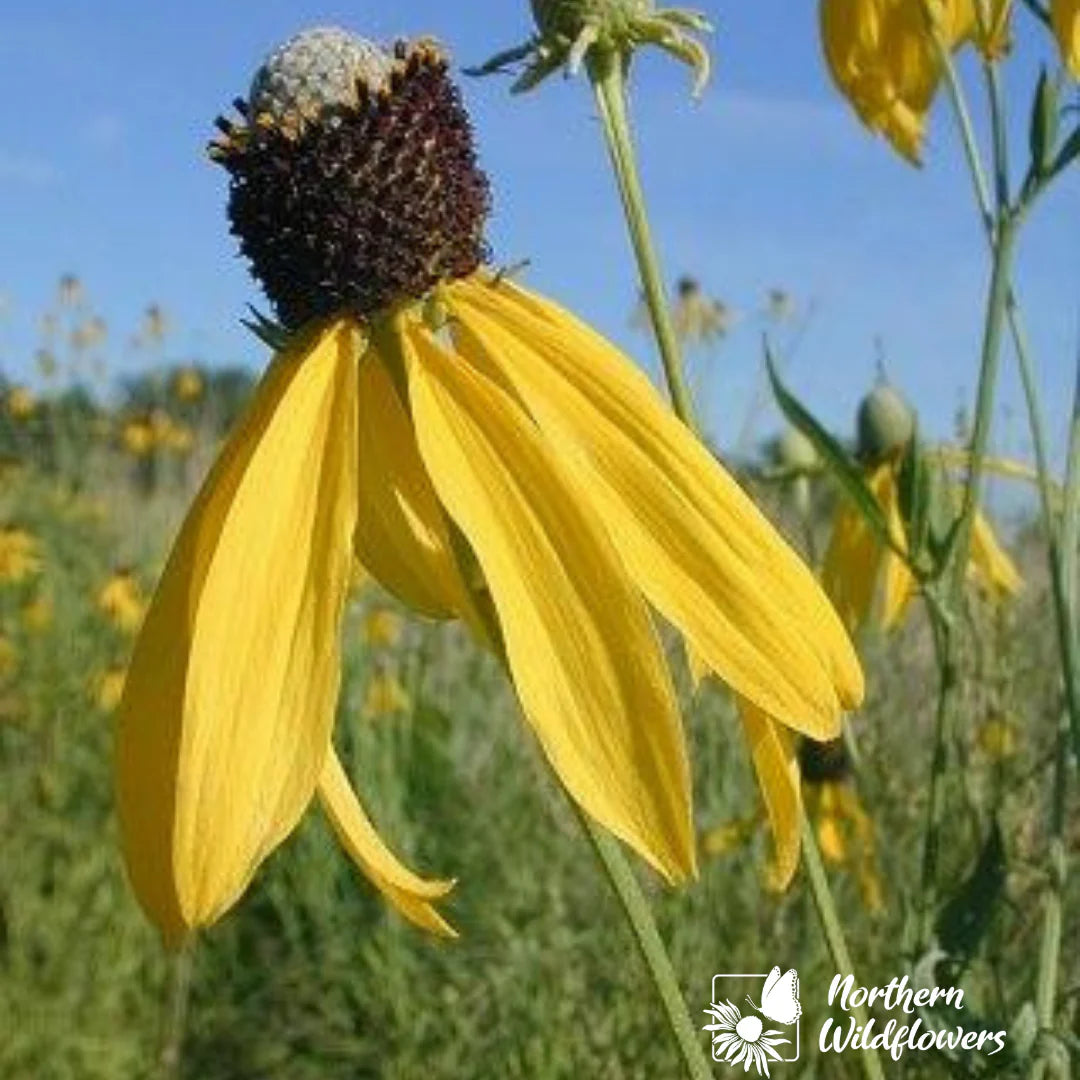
35 349 58 379
362 667 412 719
362 607 403 649
173 367 204 403
0 527 41 584
95 667 127 712
158 418 195 455
121 418 156 457
97 570 146 633
117 28 861 946
700 814 759 858
6 386 35 421
1053 0 1080 77
977 711 1018 760
21 593 53 633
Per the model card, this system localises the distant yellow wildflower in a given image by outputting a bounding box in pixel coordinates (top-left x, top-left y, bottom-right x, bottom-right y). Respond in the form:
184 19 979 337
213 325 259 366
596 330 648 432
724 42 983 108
800 738 884 914
362 607 404 649
95 667 127 712
173 368 204 403
823 386 1021 634
22 593 53 633
0 527 41 584
362 667 412 719
116 27 861 946
977 710 1018 760
97 570 146 633
121 418 156 457
7 387 35 421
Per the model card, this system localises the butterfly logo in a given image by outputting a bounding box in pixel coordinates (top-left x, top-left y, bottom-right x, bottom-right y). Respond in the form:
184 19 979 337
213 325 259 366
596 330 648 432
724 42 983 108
749 966 802 1026
704 966 801 1073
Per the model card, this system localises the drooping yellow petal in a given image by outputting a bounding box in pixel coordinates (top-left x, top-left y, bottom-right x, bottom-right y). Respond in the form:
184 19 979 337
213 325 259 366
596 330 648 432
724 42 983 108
969 510 1022 597
318 752 456 937
449 279 862 740
1052 0 1080 77
822 487 883 635
356 349 481 629
878 466 917 628
115 320 360 944
818 0 977 163
739 700 802 890
405 324 695 883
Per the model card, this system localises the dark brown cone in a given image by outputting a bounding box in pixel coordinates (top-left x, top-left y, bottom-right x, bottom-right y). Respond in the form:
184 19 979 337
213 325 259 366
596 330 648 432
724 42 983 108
212 41 491 330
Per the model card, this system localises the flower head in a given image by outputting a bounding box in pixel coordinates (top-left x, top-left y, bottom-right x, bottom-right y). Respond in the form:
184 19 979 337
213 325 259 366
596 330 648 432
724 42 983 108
0 526 41 584
800 737 884 914
6 386 35 421
116 26 861 946
97 569 146 633
471 0 711 96
819 0 1009 164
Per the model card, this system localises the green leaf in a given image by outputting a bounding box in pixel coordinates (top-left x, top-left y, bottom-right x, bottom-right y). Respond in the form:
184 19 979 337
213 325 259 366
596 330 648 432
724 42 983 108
935 820 1006 966
1049 124 1080 180
765 344 901 557
1028 67 1058 178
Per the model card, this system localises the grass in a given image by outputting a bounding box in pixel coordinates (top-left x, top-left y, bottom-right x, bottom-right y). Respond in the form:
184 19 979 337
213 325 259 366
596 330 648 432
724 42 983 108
0 430 1072 1078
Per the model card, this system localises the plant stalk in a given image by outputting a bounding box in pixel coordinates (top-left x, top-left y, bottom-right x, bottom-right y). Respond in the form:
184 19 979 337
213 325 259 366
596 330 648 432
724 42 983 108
587 41 885 1080
587 47 698 427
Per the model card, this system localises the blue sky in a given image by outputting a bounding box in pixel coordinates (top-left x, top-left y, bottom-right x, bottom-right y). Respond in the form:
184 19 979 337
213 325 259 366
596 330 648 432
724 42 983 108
0 1 1077 469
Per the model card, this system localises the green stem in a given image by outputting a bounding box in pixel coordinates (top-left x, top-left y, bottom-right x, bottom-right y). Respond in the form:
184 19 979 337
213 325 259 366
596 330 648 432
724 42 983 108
576 808 713 1080
947 214 1018 599
917 591 957 949
800 814 886 1080
587 48 698 427
937 42 1077 1076
1029 344 1080 1080
587 40 884 1080
158 939 194 1079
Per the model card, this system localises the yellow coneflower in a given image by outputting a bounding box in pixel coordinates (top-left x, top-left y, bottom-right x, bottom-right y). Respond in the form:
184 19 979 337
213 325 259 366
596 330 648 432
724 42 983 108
977 709 1018 760
97 569 146 633
21 593 53 633
121 417 156 457
362 666 412 719
172 367 204 403
700 813 760 858
1053 0 1080 76
95 667 127 712
363 607 404 649
819 0 1010 164
0 526 41 584
799 737 884 914
6 386 35 421
158 418 195 456
116 27 861 946
822 385 1021 634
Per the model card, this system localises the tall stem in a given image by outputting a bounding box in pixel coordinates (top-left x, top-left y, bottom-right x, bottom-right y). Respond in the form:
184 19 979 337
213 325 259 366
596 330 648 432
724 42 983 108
918 592 957 948
800 815 886 1080
576 809 713 1080
586 43 885 1080
587 48 698 427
